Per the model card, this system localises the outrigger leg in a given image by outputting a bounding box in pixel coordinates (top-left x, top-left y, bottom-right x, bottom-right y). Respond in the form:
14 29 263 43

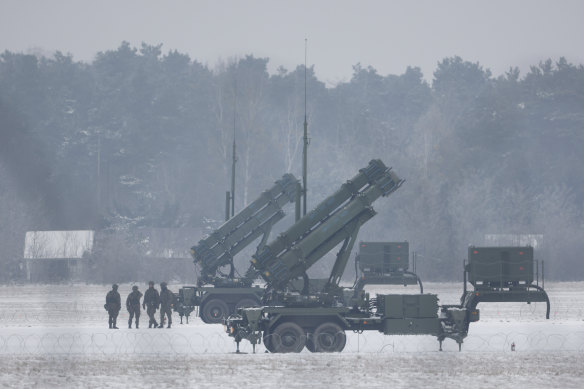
236 340 241 354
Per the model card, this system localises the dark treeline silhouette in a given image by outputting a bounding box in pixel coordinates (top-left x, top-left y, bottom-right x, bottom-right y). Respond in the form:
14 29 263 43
1 42 583 282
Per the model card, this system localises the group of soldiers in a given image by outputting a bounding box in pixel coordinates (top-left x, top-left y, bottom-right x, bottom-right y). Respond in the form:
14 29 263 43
105 281 175 329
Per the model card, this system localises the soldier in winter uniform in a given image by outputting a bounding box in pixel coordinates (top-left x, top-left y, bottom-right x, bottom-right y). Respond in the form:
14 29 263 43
142 281 160 328
105 284 121 329
158 282 175 328
126 285 143 328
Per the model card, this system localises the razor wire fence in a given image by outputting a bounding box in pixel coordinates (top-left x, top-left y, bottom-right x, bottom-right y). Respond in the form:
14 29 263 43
1 330 584 356
0 299 581 325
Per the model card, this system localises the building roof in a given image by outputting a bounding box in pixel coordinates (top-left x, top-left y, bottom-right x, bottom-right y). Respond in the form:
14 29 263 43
484 234 543 249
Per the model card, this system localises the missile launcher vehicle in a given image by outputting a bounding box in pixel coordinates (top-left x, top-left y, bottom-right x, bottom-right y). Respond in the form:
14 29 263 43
225 160 550 353
174 173 299 323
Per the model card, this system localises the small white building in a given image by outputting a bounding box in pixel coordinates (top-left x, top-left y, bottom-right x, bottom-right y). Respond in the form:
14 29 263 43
484 234 544 249
23 230 94 282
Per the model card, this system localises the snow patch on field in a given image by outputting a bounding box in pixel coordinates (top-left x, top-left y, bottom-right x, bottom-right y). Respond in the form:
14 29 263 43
1 352 583 388
0 282 582 387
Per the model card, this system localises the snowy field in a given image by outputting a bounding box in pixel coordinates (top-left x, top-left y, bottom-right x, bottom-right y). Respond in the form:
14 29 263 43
0 282 582 388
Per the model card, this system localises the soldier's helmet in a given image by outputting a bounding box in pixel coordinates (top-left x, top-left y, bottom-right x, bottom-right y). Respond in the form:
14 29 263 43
132 285 138 291
160 281 167 288
148 281 154 286
112 284 118 290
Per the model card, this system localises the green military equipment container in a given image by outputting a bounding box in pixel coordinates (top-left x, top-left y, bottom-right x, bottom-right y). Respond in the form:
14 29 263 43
467 246 534 287
383 318 442 335
459 245 550 320
377 294 441 336
358 241 409 272
377 294 438 318
353 241 422 293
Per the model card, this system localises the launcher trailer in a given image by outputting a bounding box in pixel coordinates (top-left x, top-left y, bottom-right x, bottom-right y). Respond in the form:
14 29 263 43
225 160 550 353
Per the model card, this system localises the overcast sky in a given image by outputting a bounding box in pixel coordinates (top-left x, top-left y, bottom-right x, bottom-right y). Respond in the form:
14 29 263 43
1 0 583 85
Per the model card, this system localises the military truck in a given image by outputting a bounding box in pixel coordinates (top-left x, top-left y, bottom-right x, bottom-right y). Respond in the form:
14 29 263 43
225 160 550 353
175 173 299 323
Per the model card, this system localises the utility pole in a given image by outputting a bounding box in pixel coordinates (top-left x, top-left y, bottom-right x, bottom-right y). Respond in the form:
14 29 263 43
302 38 309 216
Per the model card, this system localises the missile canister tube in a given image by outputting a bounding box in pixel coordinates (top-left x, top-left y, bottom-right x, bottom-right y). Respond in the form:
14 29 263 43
262 188 383 287
265 212 376 288
257 161 403 288
211 211 285 269
204 173 296 243
253 160 390 269
192 173 298 274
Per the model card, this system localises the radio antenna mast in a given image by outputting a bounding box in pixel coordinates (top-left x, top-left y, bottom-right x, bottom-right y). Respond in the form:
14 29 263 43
302 38 309 216
231 80 237 218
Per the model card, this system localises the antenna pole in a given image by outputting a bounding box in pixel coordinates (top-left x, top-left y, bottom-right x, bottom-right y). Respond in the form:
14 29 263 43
302 38 309 216
231 80 237 217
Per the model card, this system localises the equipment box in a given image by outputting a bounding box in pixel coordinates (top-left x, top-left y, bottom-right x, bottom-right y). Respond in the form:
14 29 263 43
358 241 409 273
378 294 438 319
468 246 534 285
383 318 441 335
178 286 199 305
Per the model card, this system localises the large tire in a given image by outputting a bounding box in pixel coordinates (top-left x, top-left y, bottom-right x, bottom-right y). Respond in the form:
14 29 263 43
263 330 276 353
235 298 259 310
200 299 229 324
270 322 306 353
313 322 346 352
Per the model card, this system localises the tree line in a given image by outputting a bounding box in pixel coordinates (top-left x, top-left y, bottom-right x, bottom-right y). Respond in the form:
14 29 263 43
1 42 583 282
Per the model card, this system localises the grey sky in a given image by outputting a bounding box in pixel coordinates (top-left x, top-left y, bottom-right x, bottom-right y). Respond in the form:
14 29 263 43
1 0 583 85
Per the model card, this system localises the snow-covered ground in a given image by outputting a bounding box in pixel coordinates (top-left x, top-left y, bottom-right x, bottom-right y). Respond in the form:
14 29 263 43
0 282 582 388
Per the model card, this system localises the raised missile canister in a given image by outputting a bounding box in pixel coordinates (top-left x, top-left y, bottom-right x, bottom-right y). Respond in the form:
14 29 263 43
196 173 297 248
255 160 403 289
191 173 299 279
266 209 378 287
252 160 396 270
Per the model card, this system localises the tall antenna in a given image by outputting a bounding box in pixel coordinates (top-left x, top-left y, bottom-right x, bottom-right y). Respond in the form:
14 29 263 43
231 80 237 217
302 38 309 216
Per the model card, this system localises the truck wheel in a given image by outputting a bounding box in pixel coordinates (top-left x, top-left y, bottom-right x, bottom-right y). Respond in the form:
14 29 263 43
271 322 306 353
313 322 346 352
235 298 259 310
201 299 229 324
263 331 275 353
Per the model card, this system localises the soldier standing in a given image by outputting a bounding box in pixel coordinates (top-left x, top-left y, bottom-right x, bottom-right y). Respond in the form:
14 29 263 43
143 281 160 328
126 285 143 329
158 282 175 328
105 284 121 329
